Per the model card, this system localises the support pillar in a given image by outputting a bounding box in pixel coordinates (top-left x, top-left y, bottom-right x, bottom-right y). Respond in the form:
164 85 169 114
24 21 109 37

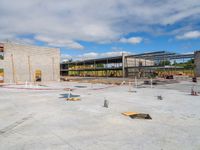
106 58 108 78
195 51 200 77
122 53 125 78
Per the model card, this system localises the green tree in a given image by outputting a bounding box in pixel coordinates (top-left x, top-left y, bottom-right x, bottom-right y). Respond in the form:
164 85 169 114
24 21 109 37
159 60 171 66
96 64 104 67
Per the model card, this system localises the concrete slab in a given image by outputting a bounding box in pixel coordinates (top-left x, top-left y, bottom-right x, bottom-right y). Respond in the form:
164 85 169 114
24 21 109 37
0 81 200 150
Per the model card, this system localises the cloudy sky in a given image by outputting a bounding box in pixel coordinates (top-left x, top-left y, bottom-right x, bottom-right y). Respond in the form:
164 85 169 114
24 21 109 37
0 0 200 59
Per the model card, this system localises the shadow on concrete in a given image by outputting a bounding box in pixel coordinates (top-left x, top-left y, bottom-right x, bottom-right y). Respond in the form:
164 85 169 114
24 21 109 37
74 86 87 88
59 93 80 98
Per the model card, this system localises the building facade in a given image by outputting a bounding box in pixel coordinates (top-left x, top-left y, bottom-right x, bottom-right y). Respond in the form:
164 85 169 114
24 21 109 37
60 55 155 78
0 43 60 83
61 51 197 78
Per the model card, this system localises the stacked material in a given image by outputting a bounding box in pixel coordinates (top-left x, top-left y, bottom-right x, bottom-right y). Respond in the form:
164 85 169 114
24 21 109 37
66 97 81 101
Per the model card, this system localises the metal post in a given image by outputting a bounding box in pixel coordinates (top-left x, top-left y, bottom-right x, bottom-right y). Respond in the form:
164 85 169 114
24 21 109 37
145 58 146 77
106 58 108 78
67 63 69 76
122 53 125 78
75 62 77 76
83 61 85 77
150 78 153 88
94 60 96 77
135 76 138 88
68 89 71 98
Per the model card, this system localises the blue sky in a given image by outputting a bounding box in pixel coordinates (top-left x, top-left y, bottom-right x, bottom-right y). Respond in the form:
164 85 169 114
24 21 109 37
0 0 200 60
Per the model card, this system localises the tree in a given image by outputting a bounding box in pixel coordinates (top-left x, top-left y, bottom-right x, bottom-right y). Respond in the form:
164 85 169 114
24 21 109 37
173 59 194 69
96 64 104 67
159 60 171 66
68 58 73 62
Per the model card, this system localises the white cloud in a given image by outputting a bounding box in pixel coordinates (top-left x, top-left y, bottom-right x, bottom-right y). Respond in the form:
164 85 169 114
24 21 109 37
81 52 99 59
0 0 200 47
61 54 73 62
12 38 35 45
35 35 84 49
182 51 194 54
100 51 130 57
176 31 200 40
111 47 126 51
61 51 131 61
74 51 131 60
120 37 143 44
0 37 35 45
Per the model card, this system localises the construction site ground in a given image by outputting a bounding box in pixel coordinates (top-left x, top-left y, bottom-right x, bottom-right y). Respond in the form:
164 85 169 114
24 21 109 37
0 79 200 150
61 76 185 85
